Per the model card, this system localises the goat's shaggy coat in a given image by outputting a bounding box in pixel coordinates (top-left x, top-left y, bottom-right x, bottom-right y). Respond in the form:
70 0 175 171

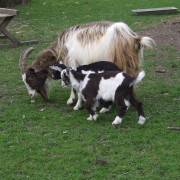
19 21 155 100
55 22 154 76
61 69 146 125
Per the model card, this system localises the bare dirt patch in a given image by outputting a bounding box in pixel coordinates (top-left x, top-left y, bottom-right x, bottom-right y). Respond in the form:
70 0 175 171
139 18 180 55
138 18 179 83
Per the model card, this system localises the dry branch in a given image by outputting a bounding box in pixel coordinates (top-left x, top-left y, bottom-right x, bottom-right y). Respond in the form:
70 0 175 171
168 127 180 131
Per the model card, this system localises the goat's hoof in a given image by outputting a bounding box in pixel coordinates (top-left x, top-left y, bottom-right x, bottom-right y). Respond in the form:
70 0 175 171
73 106 79 110
87 115 93 121
112 116 122 125
100 107 108 113
138 116 146 125
67 98 74 105
93 114 98 121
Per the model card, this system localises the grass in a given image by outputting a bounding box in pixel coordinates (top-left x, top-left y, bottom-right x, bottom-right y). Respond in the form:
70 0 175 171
0 0 180 179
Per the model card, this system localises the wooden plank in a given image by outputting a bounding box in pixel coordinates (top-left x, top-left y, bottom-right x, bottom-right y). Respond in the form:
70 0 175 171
2 28 21 44
0 7 38 48
0 13 12 18
0 8 18 16
20 40 39 46
0 40 39 48
132 7 178 15
0 34 6 39
0 43 19 48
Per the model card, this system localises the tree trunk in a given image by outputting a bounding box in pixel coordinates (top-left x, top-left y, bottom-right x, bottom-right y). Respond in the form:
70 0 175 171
0 0 31 8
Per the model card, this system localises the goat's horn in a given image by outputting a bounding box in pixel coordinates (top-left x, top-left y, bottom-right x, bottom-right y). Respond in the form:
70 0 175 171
19 47 35 73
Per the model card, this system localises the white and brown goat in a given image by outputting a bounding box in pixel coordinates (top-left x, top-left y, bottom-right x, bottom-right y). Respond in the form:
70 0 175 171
19 21 155 101
61 69 146 125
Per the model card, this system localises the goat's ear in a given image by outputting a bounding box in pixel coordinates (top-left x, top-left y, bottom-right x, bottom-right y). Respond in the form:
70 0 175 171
50 65 63 72
28 67 36 73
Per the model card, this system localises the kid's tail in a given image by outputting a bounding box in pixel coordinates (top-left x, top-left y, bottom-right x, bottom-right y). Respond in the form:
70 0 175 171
132 71 145 85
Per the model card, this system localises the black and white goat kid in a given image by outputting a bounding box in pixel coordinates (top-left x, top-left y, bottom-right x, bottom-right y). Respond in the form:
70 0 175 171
50 61 121 111
60 68 146 125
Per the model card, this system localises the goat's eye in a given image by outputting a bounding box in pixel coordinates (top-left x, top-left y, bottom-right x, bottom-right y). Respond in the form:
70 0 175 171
27 77 33 82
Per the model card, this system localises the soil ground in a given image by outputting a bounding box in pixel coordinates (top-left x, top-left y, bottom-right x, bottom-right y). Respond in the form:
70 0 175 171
139 18 180 57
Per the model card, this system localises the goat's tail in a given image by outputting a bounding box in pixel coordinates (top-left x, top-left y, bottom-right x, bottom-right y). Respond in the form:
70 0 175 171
140 37 155 49
138 37 156 64
132 71 145 86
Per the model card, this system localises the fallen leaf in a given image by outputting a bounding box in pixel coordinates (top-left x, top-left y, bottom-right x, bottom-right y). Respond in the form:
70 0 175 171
95 159 108 164
31 99 35 103
155 69 166 73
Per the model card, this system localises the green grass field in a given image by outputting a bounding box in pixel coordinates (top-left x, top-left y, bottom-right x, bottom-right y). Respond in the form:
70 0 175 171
0 0 179 179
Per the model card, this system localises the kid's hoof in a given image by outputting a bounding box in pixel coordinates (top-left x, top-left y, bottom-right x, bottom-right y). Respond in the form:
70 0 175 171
100 107 109 113
73 106 79 110
112 116 122 125
93 114 98 121
87 115 93 121
138 116 146 125
67 98 74 105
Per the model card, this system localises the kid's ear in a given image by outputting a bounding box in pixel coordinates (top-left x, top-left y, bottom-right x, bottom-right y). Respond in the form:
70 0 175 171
66 68 71 76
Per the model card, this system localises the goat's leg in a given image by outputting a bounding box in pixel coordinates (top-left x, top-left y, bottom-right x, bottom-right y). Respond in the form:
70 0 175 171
124 99 131 111
100 101 112 113
129 93 146 125
84 100 98 121
73 92 83 110
67 88 76 105
112 106 127 125
112 97 127 125
92 100 99 111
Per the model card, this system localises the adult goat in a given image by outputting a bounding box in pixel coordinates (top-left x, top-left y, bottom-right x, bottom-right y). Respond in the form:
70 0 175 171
19 21 155 101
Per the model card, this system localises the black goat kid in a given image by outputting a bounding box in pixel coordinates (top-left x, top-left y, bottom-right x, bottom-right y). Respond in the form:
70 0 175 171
50 61 121 111
61 68 146 125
